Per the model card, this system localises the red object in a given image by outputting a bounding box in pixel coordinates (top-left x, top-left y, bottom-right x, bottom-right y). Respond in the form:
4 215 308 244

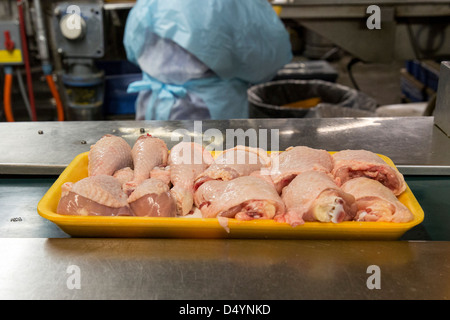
3 73 14 122
17 0 37 121
3 31 15 51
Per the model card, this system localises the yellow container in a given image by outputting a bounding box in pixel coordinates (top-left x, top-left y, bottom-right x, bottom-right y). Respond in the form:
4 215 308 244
37 152 424 239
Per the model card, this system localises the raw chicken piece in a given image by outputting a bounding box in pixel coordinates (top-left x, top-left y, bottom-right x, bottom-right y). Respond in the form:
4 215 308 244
332 149 406 195
269 146 334 193
194 145 271 189
88 134 133 176
194 175 285 220
279 171 357 227
169 142 214 215
128 178 177 217
150 166 171 185
113 167 134 186
341 177 413 223
57 175 132 216
123 134 169 195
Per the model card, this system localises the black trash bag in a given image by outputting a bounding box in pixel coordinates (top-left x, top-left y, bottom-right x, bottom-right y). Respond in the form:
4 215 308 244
247 79 378 118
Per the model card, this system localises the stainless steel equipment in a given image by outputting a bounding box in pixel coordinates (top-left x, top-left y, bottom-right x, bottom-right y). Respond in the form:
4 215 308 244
277 0 450 62
434 61 450 137
51 1 105 120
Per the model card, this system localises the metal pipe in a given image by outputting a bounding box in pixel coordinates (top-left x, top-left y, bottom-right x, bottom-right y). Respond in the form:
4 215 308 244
16 68 33 120
33 0 64 121
17 0 37 121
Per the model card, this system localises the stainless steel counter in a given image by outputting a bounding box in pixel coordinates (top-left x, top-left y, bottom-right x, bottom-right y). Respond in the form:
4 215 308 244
1 117 450 300
1 117 449 175
0 238 449 300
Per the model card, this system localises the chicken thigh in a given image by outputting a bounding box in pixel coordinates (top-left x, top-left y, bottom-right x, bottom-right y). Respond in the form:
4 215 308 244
279 171 357 226
332 149 406 195
57 175 132 216
341 177 413 222
128 178 177 217
113 167 134 186
194 175 285 220
269 146 334 193
194 145 271 189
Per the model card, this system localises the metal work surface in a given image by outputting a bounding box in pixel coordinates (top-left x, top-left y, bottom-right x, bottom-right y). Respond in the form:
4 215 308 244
1 117 449 300
1 117 449 175
2 175 449 240
0 238 449 300
0 174 449 300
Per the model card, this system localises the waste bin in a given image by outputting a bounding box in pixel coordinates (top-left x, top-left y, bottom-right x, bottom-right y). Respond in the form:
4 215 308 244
248 79 378 118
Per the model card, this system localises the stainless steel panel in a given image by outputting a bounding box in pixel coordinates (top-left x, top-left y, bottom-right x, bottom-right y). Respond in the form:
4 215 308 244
0 117 449 175
279 1 450 62
0 238 449 300
0 177 69 238
434 62 450 137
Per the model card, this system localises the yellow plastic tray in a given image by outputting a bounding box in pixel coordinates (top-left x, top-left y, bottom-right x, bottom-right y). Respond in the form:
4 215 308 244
37 151 424 240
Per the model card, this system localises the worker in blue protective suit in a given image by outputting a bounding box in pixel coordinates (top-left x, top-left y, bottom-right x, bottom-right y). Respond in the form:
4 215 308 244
123 0 292 120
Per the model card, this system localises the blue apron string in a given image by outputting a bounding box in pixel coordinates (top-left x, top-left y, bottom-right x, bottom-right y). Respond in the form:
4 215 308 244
127 73 189 119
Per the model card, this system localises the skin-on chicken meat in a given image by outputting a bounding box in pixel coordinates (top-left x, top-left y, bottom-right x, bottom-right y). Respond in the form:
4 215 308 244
194 175 285 220
279 171 357 227
150 166 171 185
169 142 214 215
194 145 271 189
88 134 133 176
57 175 132 216
128 178 177 217
332 149 406 196
269 146 334 193
341 177 413 223
123 134 169 195
113 167 134 186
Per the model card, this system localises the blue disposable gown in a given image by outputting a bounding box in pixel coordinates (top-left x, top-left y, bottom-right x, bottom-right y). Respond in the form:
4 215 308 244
123 0 292 120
